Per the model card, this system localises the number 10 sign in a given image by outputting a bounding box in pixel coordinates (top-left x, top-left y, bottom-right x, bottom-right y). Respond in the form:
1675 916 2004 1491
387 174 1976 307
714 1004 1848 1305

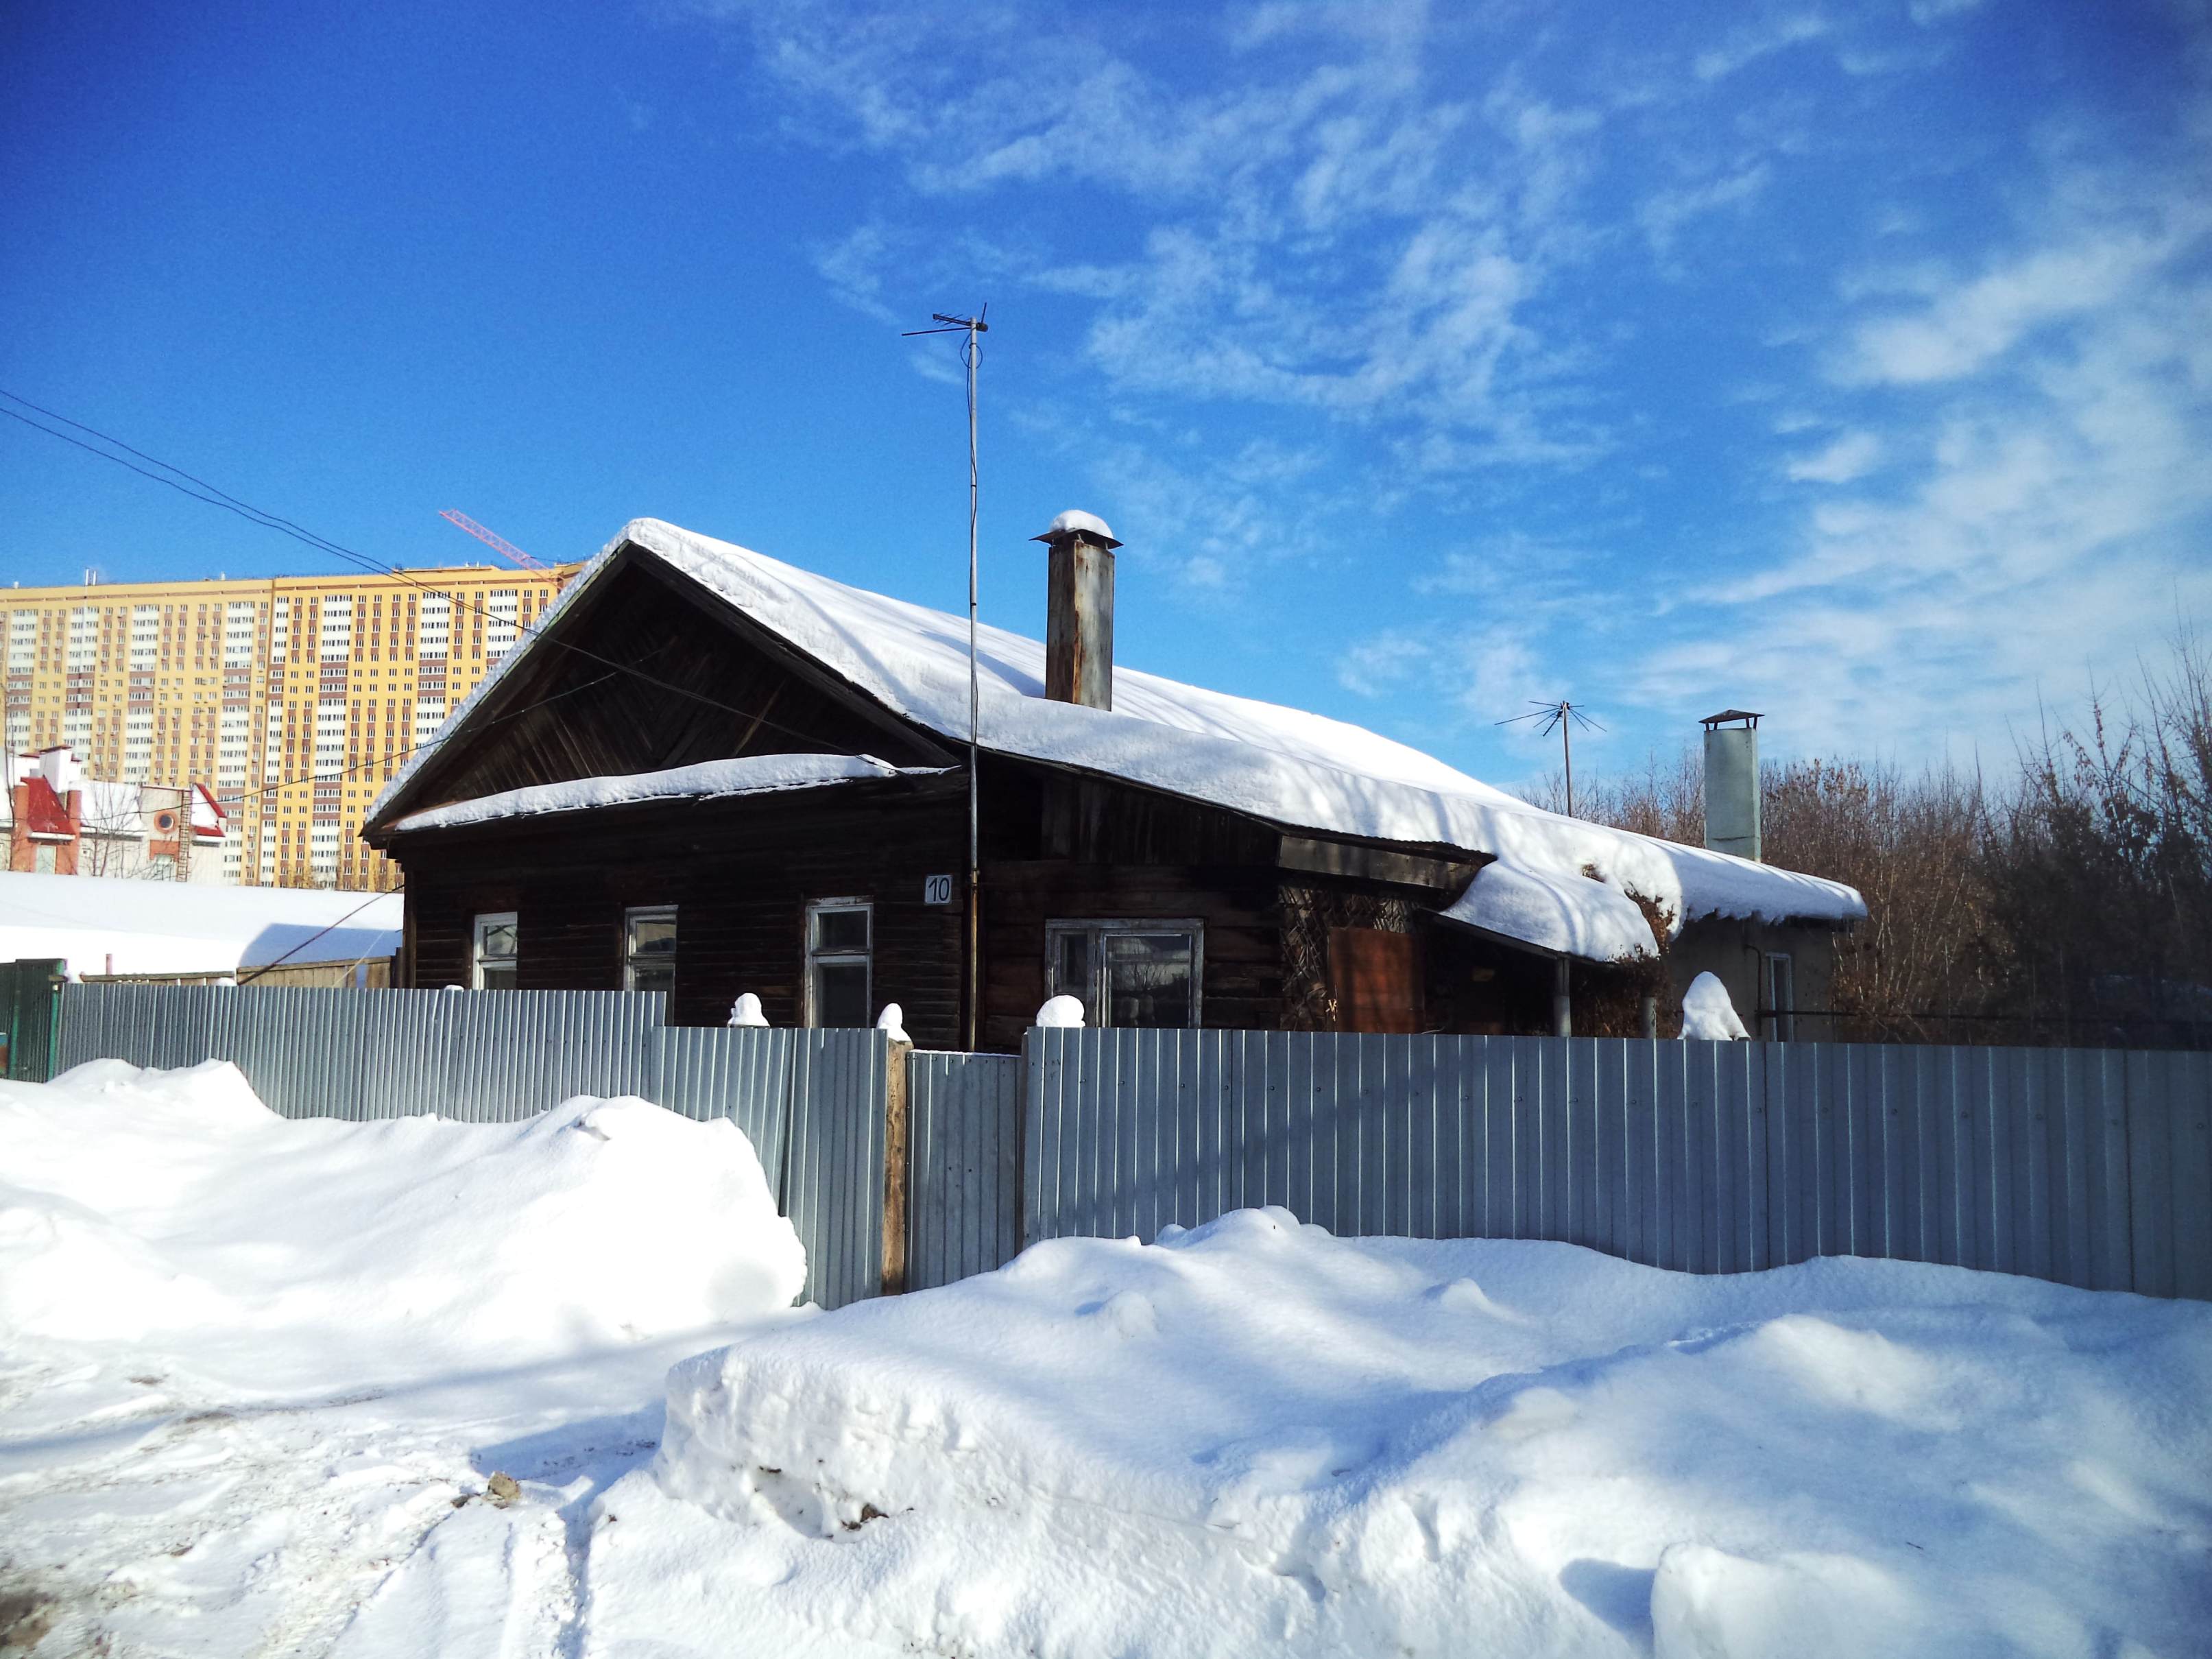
923 874 954 905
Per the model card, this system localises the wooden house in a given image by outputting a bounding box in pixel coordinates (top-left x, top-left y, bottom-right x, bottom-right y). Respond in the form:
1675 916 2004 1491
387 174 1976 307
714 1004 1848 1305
361 516 1862 1049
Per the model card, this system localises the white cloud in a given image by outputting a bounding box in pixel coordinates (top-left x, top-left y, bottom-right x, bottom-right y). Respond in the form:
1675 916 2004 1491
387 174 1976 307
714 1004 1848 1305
1634 149 2212 756
1337 621 1553 732
683 0 1626 472
679 0 2212 775
1786 430 1882 483
1908 0 1987 26
1638 163 1771 256
1693 13 1831 82
1836 212 2204 385
1336 630 1430 696
810 224 906 326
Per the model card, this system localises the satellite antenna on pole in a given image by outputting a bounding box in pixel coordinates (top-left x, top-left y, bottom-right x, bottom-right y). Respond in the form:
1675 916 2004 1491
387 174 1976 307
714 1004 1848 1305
1498 699 1604 817
904 305 989 1048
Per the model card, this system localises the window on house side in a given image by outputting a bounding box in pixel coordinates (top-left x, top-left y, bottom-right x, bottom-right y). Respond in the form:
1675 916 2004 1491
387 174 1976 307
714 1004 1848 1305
472 911 518 991
806 898 871 1027
1045 920 1203 1028
623 906 677 994
1764 952 1796 1042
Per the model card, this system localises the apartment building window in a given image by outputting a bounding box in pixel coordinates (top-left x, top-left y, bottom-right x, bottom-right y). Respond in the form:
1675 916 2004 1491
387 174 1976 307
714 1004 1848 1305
1763 953 1796 1042
472 912 518 990
622 905 678 993
1046 920 1203 1028
805 898 871 1027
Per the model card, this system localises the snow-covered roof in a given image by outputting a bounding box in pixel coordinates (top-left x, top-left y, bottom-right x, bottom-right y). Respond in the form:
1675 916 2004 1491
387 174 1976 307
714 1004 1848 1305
0 872 402 979
79 780 143 834
372 518 1864 958
189 785 227 839
1439 861 1660 962
389 753 949 835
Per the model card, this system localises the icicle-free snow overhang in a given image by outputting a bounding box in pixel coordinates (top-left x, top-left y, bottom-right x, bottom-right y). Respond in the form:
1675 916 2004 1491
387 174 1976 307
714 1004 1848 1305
386 753 952 836
1434 861 1659 964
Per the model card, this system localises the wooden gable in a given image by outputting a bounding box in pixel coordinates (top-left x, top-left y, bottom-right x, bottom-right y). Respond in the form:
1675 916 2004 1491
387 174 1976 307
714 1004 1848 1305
368 545 950 833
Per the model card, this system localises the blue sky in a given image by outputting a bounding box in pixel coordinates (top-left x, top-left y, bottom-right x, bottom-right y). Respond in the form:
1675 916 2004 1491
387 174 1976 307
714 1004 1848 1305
3 0 2207 787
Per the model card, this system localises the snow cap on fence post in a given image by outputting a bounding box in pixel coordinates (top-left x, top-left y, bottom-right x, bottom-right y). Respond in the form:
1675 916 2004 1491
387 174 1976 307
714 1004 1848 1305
876 1003 911 1045
1680 971 1750 1040
1035 994 1086 1028
727 992 769 1028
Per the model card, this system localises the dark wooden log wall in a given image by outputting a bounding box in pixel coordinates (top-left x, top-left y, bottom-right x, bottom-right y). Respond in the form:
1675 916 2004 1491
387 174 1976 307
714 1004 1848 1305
397 782 971 1042
396 763 1586 1046
969 765 1274 1047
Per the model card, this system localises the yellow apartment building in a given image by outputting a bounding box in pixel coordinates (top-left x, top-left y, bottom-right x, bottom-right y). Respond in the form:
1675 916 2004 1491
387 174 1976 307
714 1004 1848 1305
2 563 579 890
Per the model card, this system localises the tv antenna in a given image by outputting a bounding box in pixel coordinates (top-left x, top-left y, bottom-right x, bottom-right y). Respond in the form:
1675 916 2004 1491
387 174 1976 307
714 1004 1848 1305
1498 699 1604 817
904 306 989 1047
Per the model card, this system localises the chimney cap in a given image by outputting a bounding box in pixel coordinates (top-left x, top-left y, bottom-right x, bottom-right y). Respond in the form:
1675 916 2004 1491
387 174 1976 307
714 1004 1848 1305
1033 509 1120 550
1699 708 1762 730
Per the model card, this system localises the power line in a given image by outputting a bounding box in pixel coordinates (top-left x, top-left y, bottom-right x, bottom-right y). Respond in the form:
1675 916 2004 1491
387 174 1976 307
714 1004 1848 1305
222 669 619 815
235 886 399 986
0 389 841 754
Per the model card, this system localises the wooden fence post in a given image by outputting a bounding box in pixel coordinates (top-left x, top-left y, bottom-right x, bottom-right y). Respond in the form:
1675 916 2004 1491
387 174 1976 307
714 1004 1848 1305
881 1037 913 1296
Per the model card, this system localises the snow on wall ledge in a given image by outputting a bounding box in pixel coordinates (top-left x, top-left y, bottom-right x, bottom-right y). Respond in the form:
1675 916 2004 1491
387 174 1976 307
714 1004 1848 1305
371 519 1865 934
388 753 946 835
1439 859 1659 962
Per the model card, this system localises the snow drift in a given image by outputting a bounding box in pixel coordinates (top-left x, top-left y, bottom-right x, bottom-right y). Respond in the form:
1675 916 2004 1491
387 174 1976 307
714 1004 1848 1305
0 1060 805 1388
607 1211 2212 1659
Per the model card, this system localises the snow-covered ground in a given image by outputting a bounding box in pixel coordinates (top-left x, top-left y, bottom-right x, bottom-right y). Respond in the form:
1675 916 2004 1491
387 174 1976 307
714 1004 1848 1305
4 1062 2208 1657
0 1060 802 1656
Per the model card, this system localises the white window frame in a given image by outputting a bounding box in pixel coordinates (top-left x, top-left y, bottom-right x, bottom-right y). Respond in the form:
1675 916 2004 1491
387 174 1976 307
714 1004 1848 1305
622 904 678 993
1045 918 1205 1029
804 897 873 1027
471 911 518 991
1763 951 1796 1042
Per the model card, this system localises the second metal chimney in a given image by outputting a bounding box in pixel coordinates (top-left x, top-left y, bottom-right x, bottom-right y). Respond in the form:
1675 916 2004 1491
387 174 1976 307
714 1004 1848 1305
1034 510 1120 711
1700 708 1762 861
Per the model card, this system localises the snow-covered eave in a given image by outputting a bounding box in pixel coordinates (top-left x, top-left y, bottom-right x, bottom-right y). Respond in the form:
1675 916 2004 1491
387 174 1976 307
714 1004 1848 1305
364 533 640 833
382 753 953 838
1432 859 1662 964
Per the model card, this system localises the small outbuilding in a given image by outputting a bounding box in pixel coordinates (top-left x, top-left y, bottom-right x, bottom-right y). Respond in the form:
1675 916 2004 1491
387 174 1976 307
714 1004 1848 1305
361 517 1862 1048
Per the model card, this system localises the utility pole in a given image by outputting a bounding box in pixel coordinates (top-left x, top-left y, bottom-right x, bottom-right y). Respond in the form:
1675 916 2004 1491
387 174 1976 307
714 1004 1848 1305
905 308 989 1047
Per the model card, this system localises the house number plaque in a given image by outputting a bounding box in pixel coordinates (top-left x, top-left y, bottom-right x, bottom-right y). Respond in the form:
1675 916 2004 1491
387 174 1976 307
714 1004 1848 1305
922 874 954 905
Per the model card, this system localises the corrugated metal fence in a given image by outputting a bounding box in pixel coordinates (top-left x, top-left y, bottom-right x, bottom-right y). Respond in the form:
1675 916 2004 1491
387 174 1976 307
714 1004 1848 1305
51 983 890 1308
39 984 2212 1303
1024 1029 2212 1300
906 1051 1024 1291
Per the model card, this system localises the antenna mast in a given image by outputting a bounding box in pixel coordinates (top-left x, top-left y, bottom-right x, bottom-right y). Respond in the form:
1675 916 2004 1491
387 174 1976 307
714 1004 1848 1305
906 307 990 1047
1498 698 1604 817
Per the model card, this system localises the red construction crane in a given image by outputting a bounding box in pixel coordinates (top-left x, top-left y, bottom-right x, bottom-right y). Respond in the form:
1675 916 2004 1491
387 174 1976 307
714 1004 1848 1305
439 509 548 571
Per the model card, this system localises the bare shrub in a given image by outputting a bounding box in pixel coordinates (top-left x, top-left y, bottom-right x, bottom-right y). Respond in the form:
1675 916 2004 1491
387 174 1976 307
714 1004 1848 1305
1519 629 2212 1047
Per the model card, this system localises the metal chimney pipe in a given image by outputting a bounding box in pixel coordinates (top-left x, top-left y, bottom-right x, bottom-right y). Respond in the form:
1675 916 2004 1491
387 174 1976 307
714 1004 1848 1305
1034 511 1120 711
1700 709 1762 861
